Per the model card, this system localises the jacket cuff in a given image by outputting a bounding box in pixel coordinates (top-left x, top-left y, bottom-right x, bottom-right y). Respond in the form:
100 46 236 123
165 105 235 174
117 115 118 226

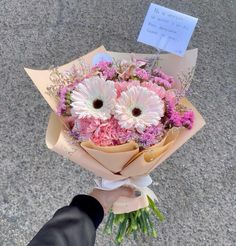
70 195 104 229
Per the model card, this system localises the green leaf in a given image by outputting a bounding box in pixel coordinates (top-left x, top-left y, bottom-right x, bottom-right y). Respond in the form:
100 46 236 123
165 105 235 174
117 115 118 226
147 196 165 221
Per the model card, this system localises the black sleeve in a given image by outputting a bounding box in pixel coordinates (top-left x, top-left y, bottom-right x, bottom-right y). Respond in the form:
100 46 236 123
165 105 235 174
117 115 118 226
28 195 104 246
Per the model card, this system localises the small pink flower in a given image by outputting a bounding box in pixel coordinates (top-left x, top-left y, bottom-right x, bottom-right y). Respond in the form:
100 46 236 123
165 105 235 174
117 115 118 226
92 61 116 80
181 111 194 129
165 91 177 114
135 123 165 147
152 69 175 88
153 77 172 88
101 67 116 80
164 91 194 129
57 87 69 116
135 68 149 81
169 111 182 127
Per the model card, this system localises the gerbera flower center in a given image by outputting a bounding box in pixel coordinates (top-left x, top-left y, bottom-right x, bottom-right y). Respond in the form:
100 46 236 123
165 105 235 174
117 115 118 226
132 107 142 117
93 99 103 109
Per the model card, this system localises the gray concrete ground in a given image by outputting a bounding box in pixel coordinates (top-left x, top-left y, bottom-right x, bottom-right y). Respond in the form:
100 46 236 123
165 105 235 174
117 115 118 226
0 0 235 245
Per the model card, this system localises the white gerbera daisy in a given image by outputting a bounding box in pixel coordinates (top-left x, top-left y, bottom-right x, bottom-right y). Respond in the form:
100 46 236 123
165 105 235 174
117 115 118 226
71 76 116 120
115 86 164 131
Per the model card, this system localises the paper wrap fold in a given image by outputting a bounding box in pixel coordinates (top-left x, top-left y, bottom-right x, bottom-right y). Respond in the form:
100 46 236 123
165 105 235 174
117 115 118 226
25 46 205 213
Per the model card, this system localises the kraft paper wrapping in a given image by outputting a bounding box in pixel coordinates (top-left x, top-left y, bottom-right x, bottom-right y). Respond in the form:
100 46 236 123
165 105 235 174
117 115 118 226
120 97 205 177
46 112 123 180
120 129 179 177
25 46 205 213
25 46 108 113
81 141 139 173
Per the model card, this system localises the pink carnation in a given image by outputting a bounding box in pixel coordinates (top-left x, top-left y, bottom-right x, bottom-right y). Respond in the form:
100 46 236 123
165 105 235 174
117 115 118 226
141 82 166 99
71 117 101 141
115 80 140 97
71 116 133 146
91 117 133 146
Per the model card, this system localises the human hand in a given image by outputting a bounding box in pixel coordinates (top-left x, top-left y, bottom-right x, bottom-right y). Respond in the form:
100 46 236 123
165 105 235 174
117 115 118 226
90 187 141 214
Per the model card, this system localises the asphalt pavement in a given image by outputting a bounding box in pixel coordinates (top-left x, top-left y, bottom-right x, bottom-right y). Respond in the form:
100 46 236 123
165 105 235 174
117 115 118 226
0 0 235 245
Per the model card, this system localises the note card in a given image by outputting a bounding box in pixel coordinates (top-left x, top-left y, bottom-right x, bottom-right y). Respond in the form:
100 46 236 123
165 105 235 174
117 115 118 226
138 3 198 56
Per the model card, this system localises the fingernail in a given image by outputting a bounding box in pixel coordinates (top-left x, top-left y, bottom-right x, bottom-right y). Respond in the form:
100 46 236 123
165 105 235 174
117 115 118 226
134 190 142 197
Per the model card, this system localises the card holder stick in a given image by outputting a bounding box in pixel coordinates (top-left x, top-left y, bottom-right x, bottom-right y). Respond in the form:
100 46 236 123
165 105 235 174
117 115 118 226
150 48 161 72
150 36 171 71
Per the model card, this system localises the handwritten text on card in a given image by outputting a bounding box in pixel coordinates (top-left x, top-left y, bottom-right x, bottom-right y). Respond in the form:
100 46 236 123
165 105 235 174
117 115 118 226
138 3 198 56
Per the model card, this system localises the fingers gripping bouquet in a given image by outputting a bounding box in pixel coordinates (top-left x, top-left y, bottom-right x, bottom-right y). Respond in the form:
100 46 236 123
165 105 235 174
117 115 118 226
25 46 205 244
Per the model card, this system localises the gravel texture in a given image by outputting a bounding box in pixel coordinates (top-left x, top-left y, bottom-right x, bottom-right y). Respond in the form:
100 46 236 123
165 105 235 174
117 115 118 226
0 0 235 245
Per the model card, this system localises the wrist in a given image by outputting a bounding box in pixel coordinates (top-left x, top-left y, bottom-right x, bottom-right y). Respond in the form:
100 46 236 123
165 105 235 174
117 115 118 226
70 194 104 229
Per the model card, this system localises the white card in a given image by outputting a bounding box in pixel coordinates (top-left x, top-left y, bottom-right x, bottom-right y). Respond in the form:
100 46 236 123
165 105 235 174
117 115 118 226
138 3 198 56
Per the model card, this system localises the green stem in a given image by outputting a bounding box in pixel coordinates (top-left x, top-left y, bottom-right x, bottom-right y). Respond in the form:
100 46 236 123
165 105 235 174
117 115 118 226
148 196 165 221
104 213 112 233
116 217 128 244
104 196 165 244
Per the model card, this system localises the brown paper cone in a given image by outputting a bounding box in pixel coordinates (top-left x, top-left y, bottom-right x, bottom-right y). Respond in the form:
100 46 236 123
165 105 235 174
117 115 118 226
25 46 107 113
124 134 168 167
121 97 205 177
143 128 180 163
120 129 179 176
81 141 139 173
46 112 124 180
81 140 138 153
26 47 205 182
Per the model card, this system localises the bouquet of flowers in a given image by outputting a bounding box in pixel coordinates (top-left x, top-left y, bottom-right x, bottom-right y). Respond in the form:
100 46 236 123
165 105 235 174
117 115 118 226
25 46 205 244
